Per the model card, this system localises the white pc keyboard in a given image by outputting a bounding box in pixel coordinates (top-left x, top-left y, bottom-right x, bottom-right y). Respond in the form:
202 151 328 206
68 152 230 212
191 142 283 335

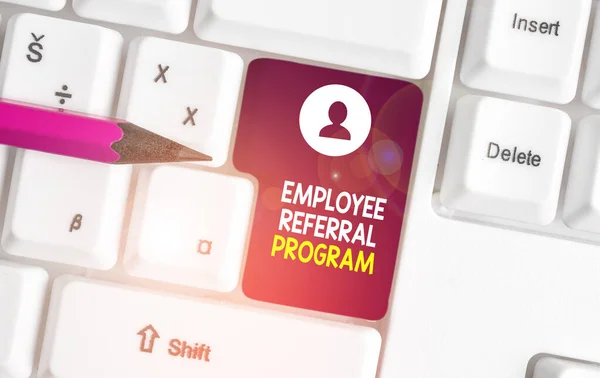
1 1 600 378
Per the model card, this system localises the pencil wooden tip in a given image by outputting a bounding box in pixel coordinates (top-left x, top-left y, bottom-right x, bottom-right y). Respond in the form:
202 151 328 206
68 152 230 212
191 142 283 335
113 123 212 164
177 146 212 162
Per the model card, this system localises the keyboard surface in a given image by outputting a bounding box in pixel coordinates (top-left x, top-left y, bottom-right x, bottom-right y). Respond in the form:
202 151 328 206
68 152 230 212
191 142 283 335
0 1 599 378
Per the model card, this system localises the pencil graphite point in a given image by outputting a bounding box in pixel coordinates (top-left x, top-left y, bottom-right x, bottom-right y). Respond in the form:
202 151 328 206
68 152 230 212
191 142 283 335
113 123 212 164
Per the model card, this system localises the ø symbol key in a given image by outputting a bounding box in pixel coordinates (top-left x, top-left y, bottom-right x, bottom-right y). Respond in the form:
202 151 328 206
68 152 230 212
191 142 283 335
197 239 212 255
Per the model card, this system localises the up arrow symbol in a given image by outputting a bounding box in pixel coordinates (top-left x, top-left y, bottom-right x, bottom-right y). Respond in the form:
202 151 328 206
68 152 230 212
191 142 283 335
137 324 160 353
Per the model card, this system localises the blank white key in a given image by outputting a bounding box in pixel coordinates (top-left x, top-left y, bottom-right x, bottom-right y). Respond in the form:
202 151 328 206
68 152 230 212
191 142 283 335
125 166 253 292
582 7 600 109
563 116 600 232
118 37 242 167
0 146 12 207
0 261 48 378
73 0 192 34
533 356 600 378
460 0 591 104
1 150 131 270
440 96 570 225
0 0 65 11
194 0 443 79
39 277 381 378
0 13 123 116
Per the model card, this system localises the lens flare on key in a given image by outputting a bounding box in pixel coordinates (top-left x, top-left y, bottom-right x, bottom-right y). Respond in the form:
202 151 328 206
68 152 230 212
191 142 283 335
361 128 405 216
368 139 403 176
262 186 284 211
331 171 341 182
317 148 376 193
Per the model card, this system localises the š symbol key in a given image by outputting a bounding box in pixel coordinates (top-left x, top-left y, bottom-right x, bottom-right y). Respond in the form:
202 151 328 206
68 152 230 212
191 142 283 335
27 33 45 63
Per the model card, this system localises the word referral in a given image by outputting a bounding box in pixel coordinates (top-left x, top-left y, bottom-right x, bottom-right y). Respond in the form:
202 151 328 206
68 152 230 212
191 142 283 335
271 180 388 275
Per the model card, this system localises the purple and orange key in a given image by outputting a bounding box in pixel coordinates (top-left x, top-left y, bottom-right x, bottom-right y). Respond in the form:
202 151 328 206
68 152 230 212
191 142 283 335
235 59 423 320
0 99 211 164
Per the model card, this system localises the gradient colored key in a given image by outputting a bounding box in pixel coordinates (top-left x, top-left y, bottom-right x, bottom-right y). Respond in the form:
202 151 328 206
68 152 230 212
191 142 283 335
235 58 423 320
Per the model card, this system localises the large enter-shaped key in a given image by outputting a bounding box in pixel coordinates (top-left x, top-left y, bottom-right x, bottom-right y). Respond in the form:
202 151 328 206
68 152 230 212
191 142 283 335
234 59 424 320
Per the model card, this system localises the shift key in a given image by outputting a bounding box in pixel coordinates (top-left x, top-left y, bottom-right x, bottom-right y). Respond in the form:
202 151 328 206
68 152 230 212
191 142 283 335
439 95 570 225
38 276 381 378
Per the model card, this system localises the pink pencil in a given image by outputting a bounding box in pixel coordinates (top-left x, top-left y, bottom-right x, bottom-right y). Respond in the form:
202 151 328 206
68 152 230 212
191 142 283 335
0 99 211 164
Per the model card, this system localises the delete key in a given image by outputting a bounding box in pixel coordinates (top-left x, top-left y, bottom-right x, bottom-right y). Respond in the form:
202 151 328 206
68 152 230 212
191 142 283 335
234 59 423 320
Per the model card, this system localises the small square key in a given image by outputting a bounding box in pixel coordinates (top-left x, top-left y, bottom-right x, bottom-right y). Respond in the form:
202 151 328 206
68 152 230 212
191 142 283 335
124 165 254 292
0 13 123 116
118 37 243 167
1 150 131 270
460 0 591 103
440 95 570 225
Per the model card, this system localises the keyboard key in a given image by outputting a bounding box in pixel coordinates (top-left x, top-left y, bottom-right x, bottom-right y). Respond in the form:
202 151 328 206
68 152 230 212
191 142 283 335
0 15 127 269
73 0 192 34
124 165 253 292
39 277 381 378
1 150 131 270
0 146 11 206
117 37 243 167
563 116 600 232
235 58 423 320
582 7 600 109
0 13 123 116
460 0 591 104
533 356 600 378
440 95 570 225
194 0 443 79
0 261 48 378
0 0 65 11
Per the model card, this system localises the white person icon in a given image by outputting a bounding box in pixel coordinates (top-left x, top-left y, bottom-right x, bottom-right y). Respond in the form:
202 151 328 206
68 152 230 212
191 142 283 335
299 84 372 157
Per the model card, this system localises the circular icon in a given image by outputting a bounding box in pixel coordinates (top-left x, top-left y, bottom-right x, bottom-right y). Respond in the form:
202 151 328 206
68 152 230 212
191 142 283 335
299 84 372 157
